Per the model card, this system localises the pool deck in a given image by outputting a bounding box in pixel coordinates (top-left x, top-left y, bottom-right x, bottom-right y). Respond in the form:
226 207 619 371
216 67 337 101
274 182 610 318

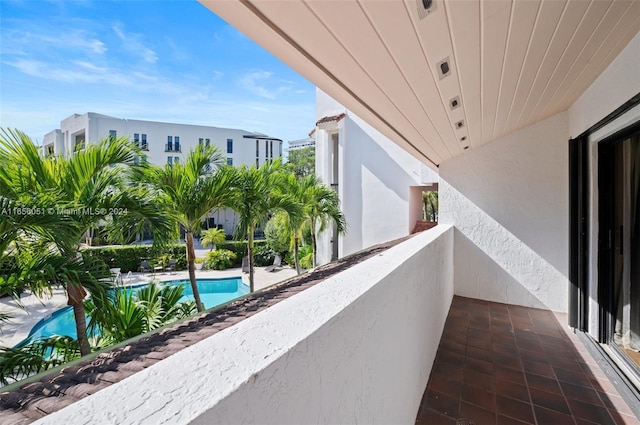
0 266 298 348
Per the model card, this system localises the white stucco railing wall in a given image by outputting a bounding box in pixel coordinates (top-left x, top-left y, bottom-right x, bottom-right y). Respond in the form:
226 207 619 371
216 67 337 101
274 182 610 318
37 225 454 425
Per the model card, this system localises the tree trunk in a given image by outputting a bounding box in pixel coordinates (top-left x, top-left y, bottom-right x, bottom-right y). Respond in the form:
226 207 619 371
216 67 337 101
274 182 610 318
311 224 318 268
67 284 90 356
293 235 301 275
186 231 204 312
248 227 255 292
72 303 91 356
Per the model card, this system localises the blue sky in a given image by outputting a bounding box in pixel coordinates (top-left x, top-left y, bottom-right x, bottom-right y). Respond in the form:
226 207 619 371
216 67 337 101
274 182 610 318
0 0 316 147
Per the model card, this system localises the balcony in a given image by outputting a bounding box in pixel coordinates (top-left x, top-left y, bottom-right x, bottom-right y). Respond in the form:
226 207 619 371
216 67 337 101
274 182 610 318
1 225 636 424
165 143 181 153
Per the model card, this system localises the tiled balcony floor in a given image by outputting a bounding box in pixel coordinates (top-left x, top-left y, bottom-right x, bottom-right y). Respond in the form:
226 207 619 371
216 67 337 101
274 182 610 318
416 296 640 425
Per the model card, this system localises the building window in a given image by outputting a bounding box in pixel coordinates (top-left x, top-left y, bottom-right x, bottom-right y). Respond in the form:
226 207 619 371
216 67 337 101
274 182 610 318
205 138 210 147
109 130 116 140
174 156 179 164
141 155 147 164
175 136 181 152
167 156 173 165
256 158 259 167
166 136 173 152
227 157 233 166
270 141 274 159
256 140 259 157
46 145 54 156
141 134 148 151
133 133 140 148
227 138 233 154
199 138 203 146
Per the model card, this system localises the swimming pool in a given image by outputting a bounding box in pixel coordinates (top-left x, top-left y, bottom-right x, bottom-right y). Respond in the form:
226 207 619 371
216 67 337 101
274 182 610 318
17 277 248 346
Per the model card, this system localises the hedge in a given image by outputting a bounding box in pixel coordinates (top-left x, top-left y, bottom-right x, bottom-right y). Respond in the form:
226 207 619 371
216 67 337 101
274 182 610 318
215 240 262 263
82 245 187 273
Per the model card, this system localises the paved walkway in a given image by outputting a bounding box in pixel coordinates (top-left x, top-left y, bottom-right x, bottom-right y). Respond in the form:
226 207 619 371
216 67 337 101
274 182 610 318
0 266 298 348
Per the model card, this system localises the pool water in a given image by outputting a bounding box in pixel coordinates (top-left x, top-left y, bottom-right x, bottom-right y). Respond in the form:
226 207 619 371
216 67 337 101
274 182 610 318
18 278 248 346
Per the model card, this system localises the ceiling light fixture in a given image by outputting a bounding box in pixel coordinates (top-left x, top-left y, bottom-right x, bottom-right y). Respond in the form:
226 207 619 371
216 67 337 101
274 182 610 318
450 96 461 110
436 57 451 80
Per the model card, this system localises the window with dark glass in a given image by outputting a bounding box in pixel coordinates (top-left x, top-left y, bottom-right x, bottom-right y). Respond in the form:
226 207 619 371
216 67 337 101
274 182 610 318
141 134 148 150
134 133 140 147
166 136 173 152
175 136 180 152
205 138 210 147
227 158 233 166
227 138 233 154
167 156 173 165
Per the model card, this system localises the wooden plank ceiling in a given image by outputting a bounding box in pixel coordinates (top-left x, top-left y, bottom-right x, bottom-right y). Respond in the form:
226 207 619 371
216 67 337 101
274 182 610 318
201 0 640 168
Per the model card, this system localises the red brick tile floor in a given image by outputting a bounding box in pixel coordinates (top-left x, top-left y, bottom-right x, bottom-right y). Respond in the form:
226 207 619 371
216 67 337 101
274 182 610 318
416 296 640 425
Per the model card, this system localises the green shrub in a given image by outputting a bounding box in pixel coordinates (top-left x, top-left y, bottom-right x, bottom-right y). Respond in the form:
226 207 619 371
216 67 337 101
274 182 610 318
253 243 278 267
264 212 290 254
214 240 270 266
81 245 187 272
205 249 237 270
299 245 313 269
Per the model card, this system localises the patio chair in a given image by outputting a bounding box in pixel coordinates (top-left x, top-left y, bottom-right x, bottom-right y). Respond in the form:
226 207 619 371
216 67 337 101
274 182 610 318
165 259 176 273
265 255 282 273
140 260 152 275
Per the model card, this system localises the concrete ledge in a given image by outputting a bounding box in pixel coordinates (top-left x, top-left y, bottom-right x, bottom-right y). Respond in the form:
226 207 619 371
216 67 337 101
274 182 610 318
36 225 454 425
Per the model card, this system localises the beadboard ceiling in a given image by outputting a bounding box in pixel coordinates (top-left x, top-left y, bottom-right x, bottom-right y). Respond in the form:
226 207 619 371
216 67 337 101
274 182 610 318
200 0 640 168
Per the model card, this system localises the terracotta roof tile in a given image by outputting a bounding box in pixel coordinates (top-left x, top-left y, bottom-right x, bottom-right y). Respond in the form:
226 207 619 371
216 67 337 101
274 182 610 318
316 113 345 126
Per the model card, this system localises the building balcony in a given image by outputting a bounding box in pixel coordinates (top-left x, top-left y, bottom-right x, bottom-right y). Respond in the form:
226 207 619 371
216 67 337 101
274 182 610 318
0 226 637 424
164 144 181 153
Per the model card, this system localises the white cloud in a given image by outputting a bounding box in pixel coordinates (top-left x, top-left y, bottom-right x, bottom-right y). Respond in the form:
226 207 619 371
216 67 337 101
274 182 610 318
112 23 157 64
237 70 293 99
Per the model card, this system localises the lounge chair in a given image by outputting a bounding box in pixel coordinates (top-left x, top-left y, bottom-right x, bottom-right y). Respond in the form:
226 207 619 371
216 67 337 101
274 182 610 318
140 260 152 275
265 255 282 273
165 259 176 273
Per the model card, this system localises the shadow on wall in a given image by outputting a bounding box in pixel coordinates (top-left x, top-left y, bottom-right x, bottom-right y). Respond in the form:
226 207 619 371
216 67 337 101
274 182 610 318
439 113 569 278
341 116 422 253
441 180 568 312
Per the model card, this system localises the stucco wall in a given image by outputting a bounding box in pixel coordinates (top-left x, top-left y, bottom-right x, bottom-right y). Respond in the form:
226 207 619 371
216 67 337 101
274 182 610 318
36 225 454 425
439 113 569 312
569 31 640 139
315 89 437 264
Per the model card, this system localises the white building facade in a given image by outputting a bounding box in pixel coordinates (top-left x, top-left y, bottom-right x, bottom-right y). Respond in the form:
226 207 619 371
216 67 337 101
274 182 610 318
43 113 283 235
314 89 438 265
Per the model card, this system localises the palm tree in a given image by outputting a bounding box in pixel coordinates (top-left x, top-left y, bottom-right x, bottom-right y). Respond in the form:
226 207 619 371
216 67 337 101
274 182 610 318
201 227 226 251
0 128 172 356
422 191 438 222
227 160 300 291
145 144 234 312
279 174 312 274
304 179 347 267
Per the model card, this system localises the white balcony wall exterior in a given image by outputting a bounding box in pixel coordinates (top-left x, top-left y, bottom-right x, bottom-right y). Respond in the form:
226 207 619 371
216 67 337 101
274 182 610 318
315 89 438 265
37 225 454 425
569 32 640 139
439 112 570 312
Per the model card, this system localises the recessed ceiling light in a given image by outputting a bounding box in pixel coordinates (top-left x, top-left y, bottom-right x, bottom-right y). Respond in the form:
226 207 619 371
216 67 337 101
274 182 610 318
463 146 469 150
417 0 437 19
450 96 461 110
437 57 451 80
455 120 464 129
461 136 467 141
